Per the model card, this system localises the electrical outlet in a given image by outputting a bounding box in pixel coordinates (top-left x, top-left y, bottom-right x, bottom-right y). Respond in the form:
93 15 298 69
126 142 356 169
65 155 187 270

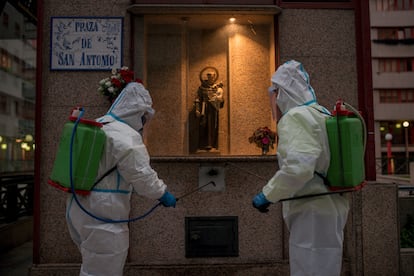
198 164 225 191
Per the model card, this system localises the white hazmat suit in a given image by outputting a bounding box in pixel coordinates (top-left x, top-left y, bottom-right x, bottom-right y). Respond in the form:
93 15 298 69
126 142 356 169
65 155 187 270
66 82 175 276
253 60 349 276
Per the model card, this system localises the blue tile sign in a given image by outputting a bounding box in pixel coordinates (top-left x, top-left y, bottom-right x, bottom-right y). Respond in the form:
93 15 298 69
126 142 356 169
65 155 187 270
50 17 123 71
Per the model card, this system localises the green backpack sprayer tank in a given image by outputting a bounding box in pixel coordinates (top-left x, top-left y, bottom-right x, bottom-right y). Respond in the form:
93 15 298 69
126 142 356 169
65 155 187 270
326 100 366 190
48 108 106 195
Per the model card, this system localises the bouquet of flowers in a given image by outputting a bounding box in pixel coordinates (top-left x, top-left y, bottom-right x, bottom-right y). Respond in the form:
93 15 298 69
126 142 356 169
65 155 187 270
98 67 142 103
248 126 276 150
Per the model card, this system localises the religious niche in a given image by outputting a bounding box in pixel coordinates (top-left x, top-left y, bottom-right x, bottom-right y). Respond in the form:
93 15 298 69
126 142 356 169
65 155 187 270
137 13 275 156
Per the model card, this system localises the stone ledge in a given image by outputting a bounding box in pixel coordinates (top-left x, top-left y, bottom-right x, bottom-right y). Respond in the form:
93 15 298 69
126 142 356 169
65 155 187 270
151 155 278 163
30 261 289 276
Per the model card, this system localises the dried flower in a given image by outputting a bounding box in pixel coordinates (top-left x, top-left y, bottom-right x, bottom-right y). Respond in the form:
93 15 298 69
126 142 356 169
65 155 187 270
248 126 276 149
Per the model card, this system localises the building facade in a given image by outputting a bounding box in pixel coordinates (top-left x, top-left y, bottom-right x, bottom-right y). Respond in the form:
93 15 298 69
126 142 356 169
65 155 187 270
0 1 36 174
370 0 414 175
28 0 401 275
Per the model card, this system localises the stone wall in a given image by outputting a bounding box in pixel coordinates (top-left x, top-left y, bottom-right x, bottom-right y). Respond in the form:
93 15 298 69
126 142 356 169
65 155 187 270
278 9 358 109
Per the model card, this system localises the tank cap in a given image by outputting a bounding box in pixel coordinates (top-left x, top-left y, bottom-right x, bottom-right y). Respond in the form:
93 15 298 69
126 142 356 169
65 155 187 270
68 107 103 128
333 100 352 116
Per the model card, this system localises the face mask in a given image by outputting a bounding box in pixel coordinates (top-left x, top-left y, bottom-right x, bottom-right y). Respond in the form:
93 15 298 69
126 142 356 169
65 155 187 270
141 114 147 126
138 111 154 136
268 89 278 121
138 114 146 137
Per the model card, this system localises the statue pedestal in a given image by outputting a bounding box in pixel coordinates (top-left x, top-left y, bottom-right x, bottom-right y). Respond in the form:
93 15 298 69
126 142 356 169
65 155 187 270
195 149 221 155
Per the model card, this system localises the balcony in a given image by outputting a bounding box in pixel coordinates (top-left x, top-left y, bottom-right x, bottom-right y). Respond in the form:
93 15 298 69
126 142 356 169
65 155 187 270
373 72 414 89
370 10 414 27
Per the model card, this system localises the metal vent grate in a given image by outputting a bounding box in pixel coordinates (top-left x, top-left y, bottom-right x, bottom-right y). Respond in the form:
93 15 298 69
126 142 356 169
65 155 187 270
185 216 239 258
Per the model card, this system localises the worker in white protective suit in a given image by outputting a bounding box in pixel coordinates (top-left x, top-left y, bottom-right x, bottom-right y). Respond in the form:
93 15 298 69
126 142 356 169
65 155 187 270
66 82 177 276
252 60 349 276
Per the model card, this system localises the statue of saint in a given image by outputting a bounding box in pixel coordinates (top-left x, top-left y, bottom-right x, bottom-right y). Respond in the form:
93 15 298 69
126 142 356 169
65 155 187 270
193 67 224 151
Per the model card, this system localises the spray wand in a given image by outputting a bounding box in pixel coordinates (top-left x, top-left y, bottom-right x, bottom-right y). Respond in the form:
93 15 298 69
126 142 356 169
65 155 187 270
226 162 365 205
68 108 216 223
176 181 216 202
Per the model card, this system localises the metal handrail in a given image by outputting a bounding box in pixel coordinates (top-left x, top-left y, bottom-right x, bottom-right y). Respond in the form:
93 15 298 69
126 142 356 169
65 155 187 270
0 173 34 223
376 157 412 175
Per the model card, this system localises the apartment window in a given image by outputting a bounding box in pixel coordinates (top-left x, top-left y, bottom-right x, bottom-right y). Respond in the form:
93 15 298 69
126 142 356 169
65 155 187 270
377 27 414 40
379 89 414 103
374 27 414 44
14 22 21 37
0 49 12 70
0 95 9 115
405 28 414 39
2 12 8 27
378 58 414 72
378 28 397 40
22 101 35 120
12 55 22 75
375 0 414 11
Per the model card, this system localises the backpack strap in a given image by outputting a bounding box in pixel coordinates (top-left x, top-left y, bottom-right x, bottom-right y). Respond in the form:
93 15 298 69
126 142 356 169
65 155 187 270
91 165 117 190
314 171 331 187
90 121 117 189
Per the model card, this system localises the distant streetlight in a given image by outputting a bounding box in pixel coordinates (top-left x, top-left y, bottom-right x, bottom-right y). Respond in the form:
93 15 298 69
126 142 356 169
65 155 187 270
25 134 33 142
385 133 393 174
403 121 409 173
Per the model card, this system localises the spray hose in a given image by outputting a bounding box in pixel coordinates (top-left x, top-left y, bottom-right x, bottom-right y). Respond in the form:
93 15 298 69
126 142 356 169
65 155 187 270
69 102 366 218
69 109 160 223
227 100 369 203
344 101 367 156
69 109 215 223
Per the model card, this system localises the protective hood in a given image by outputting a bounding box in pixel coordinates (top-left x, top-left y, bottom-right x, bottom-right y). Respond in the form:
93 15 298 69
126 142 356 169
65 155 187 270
269 60 317 114
105 82 155 132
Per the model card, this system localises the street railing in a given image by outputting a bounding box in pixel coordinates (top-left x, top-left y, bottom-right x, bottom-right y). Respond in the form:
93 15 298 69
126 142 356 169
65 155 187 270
376 157 412 175
0 173 34 223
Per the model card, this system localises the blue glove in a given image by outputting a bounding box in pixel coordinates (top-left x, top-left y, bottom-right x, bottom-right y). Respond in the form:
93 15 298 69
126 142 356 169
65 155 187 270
252 192 271 213
158 191 176 208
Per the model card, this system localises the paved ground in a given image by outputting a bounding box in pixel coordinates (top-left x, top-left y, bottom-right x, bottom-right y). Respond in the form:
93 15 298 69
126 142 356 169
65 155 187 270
0 241 33 276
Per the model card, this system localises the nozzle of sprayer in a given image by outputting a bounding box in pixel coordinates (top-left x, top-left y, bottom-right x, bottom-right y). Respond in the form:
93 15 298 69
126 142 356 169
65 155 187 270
70 107 84 118
334 99 351 116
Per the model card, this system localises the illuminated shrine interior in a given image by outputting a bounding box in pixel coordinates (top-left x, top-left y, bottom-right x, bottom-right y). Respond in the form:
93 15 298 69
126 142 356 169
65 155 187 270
134 13 277 156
